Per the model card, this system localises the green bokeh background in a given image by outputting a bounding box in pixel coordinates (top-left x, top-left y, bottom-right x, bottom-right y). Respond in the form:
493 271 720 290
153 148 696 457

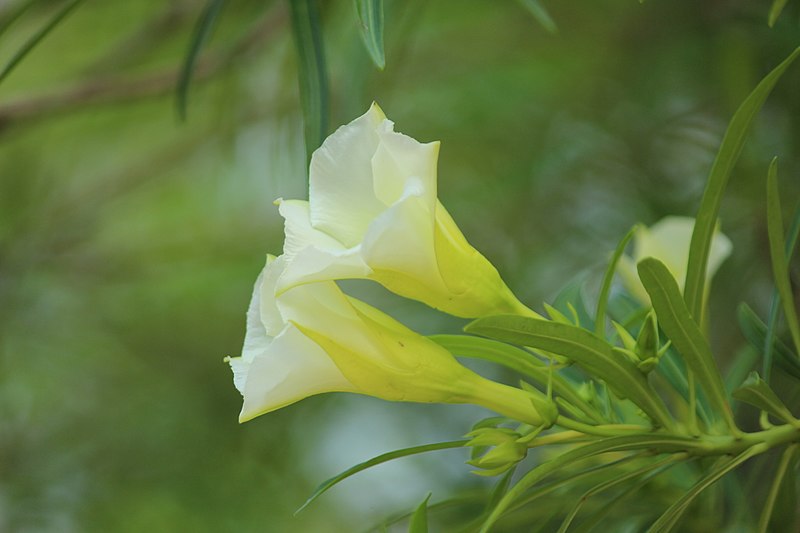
1 0 799 530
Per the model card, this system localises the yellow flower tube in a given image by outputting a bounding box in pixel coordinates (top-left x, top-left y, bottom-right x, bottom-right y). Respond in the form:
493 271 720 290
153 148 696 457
226 256 553 425
274 103 538 319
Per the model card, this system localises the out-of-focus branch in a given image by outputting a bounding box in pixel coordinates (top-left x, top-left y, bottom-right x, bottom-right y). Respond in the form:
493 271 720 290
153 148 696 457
0 2 287 133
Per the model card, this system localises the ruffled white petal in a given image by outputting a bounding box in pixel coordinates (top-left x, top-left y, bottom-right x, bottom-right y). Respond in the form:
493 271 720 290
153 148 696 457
361 181 444 289
309 103 389 247
277 279 382 362
275 245 371 295
277 199 347 258
239 325 356 422
257 255 287 337
371 128 439 209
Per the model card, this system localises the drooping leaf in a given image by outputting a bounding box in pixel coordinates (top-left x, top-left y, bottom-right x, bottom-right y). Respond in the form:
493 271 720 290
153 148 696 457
408 493 431 533
480 435 700 532
684 47 800 322
176 0 226 121
768 0 789 27
295 440 465 514
430 334 604 423
516 0 558 34
645 446 762 533
0 0 84 86
737 303 800 380
595 226 637 337
289 0 330 166
466 316 675 429
766 158 800 360
637 258 738 434
354 0 385 69
732 372 799 425
557 454 683 533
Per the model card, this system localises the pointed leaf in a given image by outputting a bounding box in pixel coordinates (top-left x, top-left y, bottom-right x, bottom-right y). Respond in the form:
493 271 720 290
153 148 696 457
646 446 762 533
0 0 84 86
596 226 637 337
637 258 738 434
737 303 800 380
768 0 788 27
354 0 385 69
295 440 465 514
684 47 800 322
766 158 800 359
516 0 557 34
289 0 330 166
480 434 701 532
553 274 595 331
732 372 798 425
430 334 604 423
557 454 682 533
764 203 800 381
408 492 431 533
758 444 799 533
465 316 674 429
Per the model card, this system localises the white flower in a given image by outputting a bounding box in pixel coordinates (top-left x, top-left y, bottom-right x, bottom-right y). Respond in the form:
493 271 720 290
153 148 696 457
618 216 733 304
274 103 537 319
226 256 552 424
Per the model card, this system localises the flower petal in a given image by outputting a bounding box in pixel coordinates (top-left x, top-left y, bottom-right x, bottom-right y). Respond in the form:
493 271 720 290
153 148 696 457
309 103 389 247
361 181 444 289
238 325 356 422
277 199 346 258
275 245 371 295
371 127 439 208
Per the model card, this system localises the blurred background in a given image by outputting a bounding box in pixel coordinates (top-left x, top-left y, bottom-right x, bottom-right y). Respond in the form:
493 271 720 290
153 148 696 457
1 0 799 531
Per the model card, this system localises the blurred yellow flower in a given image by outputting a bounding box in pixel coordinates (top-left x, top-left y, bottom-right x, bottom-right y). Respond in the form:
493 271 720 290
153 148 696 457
275 103 537 319
618 216 732 304
227 255 552 424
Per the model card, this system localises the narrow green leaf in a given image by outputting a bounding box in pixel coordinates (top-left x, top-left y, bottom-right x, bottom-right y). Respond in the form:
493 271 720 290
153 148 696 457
465 316 675 429
354 0 385 69
766 158 800 359
724 346 759 394
637 258 738 434
295 440 465 514
506 454 642 514
0 0 38 40
768 0 788 27
768 445 800 533
732 371 799 425
764 203 800 381
595 226 637 337
408 492 431 533
684 47 800 322
0 0 84 86
557 454 682 533
553 275 595 331
516 0 558 34
289 0 330 166
480 435 699 532
175 0 226 121
646 445 762 533
758 444 799 533
737 303 800 380
430 334 605 423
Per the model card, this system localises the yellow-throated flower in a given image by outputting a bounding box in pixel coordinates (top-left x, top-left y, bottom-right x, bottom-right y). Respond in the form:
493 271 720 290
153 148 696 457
226 255 553 424
274 103 537 319
618 216 732 304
